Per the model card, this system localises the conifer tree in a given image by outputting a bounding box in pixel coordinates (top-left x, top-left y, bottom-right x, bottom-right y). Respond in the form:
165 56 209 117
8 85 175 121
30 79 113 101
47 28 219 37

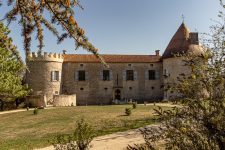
0 0 105 64
0 22 28 110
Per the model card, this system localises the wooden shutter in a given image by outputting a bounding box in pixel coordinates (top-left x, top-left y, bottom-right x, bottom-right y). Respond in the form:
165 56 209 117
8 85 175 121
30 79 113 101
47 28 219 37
110 70 113 80
75 71 78 81
122 70 126 80
85 71 88 80
100 70 103 80
51 71 54 81
145 70 148 80
58 71 61 81
134 70 137 80
155 70 160 79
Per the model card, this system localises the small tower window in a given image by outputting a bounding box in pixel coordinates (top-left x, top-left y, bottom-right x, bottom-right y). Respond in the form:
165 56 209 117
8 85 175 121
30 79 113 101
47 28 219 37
51 71 60 81
80 64 84 67
151 86 155 90
128 64 132 67
150 64 154 67
129 87 132 90
80 87 84 91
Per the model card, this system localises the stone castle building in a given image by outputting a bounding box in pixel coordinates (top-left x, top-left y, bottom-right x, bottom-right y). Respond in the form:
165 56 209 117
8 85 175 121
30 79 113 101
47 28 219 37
26 23 203 105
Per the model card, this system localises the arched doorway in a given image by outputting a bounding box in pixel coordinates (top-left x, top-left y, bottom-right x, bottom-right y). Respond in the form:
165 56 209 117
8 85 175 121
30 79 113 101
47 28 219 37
114 89 121 100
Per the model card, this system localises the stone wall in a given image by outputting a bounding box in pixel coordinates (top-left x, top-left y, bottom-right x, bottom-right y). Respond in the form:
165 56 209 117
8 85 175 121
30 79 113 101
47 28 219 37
62 62 164 105
53 94 76 107
163 57 191 99
26 52 63 104
26 95 47 107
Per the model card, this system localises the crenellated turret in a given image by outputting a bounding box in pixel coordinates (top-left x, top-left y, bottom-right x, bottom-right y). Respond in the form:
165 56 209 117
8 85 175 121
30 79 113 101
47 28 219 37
27 52 64 62
26 51 64 105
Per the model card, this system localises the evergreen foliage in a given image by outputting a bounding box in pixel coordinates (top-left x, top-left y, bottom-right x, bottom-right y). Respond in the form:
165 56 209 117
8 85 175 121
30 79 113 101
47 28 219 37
0 22 28 109
0 0 106 65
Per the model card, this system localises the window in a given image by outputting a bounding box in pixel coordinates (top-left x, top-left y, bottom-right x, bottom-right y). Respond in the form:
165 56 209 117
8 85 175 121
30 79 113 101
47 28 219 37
128 64 132 67
78 70 85 81
80 87 84 91
51 71 59 81
126 70 134 81
149 70 156 80
150 64 154 67
103 70 110 81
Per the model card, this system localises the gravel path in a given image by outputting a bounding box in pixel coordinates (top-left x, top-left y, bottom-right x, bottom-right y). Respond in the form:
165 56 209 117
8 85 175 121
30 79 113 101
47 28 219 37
36 128 146 150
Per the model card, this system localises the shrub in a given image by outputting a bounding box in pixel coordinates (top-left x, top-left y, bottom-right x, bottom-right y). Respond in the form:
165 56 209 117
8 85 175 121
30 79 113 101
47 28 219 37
33 108 39 115
125 108 132 116
52 119 95 150
132 102 137 109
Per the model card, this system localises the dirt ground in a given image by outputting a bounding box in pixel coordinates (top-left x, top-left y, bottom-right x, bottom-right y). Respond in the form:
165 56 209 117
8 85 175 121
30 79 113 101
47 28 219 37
36 128 145 150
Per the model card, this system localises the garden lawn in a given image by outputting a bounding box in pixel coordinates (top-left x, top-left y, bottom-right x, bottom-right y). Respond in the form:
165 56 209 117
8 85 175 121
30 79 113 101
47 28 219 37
0 104 169 150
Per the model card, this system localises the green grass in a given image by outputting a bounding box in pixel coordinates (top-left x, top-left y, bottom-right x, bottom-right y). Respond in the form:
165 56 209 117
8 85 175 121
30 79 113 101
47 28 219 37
0 105 169 150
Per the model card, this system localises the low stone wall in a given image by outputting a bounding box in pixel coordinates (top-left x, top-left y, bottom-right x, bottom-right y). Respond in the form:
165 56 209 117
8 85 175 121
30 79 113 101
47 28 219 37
26 95 47 107
53 94 76 107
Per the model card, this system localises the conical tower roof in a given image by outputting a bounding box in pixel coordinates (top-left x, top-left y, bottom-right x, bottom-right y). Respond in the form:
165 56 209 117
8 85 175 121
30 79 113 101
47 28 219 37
162 23 191 59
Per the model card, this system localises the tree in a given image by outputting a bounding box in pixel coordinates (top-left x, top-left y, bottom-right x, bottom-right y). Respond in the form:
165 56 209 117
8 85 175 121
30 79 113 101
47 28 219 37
128 4 225 150
0 22 28 110
0 0 105 64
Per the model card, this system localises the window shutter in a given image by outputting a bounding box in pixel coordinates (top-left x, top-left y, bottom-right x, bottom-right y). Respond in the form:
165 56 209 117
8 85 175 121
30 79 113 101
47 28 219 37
58 71 61 81
134 70 137 80
100 70 103 80
51 71 54 81
145 70 148 80
75 71 78 81
122 70 126 80
156 70 160 79
86 71 88 80
110 70 113 80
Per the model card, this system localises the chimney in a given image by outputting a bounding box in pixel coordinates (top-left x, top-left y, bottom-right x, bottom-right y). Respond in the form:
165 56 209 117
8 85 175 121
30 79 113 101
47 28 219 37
155 50 160 56
189 32 199 45
62 50 67 54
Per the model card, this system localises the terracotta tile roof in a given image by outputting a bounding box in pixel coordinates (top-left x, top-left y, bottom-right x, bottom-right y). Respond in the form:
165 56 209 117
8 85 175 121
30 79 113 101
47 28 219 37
162 23 191 59
63 54 161 63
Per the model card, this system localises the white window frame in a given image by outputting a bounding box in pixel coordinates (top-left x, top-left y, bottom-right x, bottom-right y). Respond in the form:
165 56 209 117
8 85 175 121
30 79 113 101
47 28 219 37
51 71 60 82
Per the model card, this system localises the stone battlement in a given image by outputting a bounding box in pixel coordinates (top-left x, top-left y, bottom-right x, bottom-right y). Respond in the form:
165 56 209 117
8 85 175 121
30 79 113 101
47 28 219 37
27 52 64 62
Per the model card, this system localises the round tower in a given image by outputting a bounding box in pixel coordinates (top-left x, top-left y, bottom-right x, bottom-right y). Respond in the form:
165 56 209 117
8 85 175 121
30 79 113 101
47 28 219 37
162 23 203 100
26 52 64 104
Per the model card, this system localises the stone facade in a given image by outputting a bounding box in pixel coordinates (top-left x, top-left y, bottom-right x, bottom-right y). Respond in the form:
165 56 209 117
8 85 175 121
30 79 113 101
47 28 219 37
53 95 76 107
25 23 203 105
62 62 164 105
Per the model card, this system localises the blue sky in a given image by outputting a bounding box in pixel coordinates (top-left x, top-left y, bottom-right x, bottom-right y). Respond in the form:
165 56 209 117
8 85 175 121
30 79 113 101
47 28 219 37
0 0 222 59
